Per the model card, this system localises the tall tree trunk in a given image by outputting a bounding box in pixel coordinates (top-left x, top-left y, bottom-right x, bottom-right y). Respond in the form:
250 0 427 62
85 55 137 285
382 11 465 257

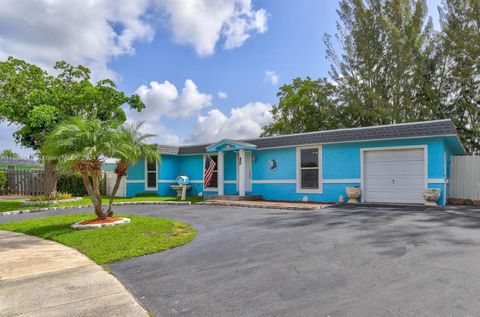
44 160 58 196
107 174 122 217
91 169 105 219
107 161 128 217
79 170 105 219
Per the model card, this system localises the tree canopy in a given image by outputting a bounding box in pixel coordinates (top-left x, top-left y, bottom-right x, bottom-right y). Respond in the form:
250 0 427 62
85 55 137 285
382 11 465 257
263 0 480 153
0 149 20 159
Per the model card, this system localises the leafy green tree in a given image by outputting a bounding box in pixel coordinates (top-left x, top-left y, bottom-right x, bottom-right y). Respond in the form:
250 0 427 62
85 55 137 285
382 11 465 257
263 77 339 135
107 122 159 216
0 57 144 194
324 0 435 126
0 149 20 159
437 0 480 153
42 117 119 219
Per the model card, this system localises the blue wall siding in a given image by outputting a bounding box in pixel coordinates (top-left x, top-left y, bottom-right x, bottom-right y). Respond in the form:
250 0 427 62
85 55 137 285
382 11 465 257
159 155 180 180
127 158 145 181
179 155 203 181
253 148 296 180
126 136 453 204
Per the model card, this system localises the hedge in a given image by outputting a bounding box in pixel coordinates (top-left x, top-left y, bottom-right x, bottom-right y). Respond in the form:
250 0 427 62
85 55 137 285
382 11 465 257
0 171 6 195
57 173 105 196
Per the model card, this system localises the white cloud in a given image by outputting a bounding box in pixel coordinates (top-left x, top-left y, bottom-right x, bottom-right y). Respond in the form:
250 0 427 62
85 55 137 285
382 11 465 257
265 70 279 85
0 0 154 79
156 0 268 56
218 91 228 99
187 102 272 143
131 121 181 145
134 79 212 119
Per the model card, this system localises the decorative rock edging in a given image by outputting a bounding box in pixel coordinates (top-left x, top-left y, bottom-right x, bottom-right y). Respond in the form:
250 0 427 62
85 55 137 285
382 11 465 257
71 217 131 230
198 201 329 211
0 200 191 216
22 197 83 206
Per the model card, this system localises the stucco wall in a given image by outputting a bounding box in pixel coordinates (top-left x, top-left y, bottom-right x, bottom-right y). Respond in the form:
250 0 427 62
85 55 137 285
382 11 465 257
126 136 451 205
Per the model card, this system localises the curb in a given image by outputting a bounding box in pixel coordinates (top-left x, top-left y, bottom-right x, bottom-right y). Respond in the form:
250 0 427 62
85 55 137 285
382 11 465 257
198 201 327 211
0 201 191 216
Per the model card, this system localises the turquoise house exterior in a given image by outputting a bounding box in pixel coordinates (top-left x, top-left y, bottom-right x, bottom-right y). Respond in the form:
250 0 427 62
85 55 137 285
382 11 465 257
126 120 464 206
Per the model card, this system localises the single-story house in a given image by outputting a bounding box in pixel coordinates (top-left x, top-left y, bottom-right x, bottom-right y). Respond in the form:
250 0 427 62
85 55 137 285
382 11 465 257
126 119 464 205
0 158 43 170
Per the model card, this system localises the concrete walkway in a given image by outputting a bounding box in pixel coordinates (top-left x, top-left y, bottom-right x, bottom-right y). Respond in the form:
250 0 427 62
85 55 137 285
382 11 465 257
0 230 147 317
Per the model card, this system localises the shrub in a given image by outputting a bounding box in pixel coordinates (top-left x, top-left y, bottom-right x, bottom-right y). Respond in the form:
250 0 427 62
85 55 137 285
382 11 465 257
29 192 73 201
0 171 6 195
57 173 105 196
135 191 160 197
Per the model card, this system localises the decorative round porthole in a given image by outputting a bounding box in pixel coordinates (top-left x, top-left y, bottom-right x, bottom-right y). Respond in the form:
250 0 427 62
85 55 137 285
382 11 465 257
268 158 278 171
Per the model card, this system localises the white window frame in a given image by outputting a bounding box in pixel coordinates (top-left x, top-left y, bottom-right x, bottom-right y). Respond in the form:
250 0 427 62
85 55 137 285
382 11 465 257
296 145 323 194
203 153 219 191
145 159 158 191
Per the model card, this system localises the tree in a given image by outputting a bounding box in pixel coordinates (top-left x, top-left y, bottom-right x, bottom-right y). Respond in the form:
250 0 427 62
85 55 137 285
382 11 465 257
262 77 339 135
437 0 480 153
0 149 20 159
42 117 119 219
324 0 435 126
106 122 159 216
0 57 144 195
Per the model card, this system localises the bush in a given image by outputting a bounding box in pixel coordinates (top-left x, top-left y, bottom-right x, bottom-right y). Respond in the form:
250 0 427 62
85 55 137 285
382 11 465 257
0 171 6 195
29 192 73 201
57 173 104 196
135 191 160 197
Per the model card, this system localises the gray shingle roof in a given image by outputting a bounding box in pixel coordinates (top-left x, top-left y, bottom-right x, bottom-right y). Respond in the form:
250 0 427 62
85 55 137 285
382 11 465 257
0 158 42 166
174 119 458 155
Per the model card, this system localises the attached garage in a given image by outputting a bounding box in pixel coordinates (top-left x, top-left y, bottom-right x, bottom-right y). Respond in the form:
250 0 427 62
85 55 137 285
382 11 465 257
362 147 426 204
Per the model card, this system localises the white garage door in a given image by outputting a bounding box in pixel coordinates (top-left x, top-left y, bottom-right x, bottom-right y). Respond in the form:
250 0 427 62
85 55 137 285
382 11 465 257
363 148 425 203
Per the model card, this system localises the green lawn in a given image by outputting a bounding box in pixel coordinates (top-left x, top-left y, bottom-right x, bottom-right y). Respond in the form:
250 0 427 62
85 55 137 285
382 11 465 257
0 196 203 213
0 214 196 264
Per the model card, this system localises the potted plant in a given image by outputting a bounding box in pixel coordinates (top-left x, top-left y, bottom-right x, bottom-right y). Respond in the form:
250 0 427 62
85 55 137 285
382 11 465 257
345 186 361 204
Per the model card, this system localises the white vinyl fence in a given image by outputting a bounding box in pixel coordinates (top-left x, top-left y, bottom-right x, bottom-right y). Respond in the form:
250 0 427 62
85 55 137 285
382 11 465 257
104 172 126 197
449 156 480 200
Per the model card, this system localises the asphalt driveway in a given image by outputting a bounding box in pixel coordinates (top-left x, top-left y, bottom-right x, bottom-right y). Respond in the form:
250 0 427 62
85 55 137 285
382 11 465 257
3 204 480 316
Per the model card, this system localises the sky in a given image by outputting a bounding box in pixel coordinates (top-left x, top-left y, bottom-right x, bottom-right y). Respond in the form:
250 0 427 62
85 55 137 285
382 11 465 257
0 0 442 157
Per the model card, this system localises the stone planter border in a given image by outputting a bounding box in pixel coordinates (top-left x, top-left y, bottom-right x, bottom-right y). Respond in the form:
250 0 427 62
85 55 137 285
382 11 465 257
1 200 191 216
22 197 82 206
71 217 131 230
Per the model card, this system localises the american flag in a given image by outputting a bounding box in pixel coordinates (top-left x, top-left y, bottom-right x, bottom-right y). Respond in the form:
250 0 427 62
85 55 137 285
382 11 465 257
204 155 216 187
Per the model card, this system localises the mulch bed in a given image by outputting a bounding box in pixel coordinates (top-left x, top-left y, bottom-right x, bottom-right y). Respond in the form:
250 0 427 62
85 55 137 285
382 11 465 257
80 217 123 225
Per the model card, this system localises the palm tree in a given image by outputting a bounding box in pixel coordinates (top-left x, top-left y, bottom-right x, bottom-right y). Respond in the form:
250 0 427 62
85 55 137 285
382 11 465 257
106 122 159 216
42 117 118 219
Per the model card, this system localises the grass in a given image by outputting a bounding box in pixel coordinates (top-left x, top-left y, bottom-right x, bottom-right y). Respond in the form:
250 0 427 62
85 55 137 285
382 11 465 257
0 214 196 264
0 195 203 213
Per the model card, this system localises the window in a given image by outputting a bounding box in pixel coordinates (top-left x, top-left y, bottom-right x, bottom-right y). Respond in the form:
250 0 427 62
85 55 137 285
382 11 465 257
297 146 322 193
204 154 218 189
146 160 157 189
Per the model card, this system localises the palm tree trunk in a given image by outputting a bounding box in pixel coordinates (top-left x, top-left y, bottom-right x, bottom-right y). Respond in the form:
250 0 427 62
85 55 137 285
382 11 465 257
91 169 105 219
107 174 122 217
44 160 58 196
79 170 105 219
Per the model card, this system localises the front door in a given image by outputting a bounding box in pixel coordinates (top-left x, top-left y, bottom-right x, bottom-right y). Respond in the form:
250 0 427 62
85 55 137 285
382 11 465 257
236 151 252 192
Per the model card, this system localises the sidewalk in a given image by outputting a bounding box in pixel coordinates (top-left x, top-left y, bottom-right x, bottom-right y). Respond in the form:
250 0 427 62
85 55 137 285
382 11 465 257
0 230 147 316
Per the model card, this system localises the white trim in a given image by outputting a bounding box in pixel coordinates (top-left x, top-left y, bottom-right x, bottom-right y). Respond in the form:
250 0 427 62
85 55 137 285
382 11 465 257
126 180 144 184
428 178 446 184
238 149 246 196
224 180 237 184
296 145 323 194
250 134 458 152
360 145 428 203
443 150 447 206
145 159 158 191
323 179 361 184
252 179 296 184
190 180 203 184
158 180 176 183
218 151 224 195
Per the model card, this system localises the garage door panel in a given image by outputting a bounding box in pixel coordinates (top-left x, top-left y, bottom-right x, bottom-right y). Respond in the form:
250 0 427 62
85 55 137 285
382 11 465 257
364 148 425 204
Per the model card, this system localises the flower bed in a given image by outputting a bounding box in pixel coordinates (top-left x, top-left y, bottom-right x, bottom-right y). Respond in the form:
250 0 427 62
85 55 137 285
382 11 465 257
22 196 82 206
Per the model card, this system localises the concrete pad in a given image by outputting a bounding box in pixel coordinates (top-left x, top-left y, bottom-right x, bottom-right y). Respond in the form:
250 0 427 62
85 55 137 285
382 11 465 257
0 230 147 316
0 230 93 280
